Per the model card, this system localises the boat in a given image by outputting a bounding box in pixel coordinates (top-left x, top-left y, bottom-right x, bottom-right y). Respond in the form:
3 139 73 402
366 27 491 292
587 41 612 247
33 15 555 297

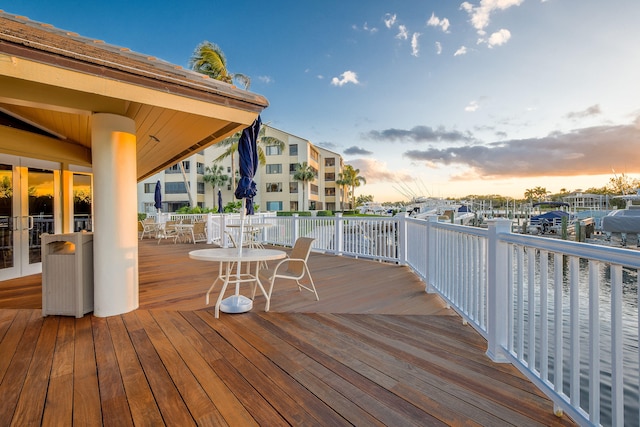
601 191 640 246
406 198 477 225
527 202 575 235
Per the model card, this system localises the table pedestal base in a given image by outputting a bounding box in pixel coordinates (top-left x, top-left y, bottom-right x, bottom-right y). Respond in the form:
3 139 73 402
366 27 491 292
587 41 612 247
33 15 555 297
220 294 253 314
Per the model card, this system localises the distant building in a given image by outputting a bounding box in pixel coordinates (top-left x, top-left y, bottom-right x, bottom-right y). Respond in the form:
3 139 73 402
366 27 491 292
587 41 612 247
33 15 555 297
138 126 346 213
562 191 610 210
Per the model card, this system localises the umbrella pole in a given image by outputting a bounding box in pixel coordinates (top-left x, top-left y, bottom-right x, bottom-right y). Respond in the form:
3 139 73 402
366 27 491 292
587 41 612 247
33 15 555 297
235 198 246 294
220 198 253 314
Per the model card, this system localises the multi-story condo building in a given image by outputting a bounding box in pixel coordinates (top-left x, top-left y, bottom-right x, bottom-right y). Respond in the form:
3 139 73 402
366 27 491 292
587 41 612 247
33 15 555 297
138 126 346 214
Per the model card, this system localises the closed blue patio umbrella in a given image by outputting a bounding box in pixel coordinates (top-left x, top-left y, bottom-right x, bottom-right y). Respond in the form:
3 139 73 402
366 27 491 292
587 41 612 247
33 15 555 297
220 116 261 315
217 190 223 213
234 115 261 215
154 180 162 213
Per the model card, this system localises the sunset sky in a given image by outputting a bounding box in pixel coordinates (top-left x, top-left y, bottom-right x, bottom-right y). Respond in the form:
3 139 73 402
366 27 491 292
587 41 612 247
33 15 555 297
8 0 640 201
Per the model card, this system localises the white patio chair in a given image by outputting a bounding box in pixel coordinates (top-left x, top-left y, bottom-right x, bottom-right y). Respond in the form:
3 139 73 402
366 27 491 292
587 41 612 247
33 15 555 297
258 237 318 311
191 221 207 244
139 218 158 240
157 220 180 244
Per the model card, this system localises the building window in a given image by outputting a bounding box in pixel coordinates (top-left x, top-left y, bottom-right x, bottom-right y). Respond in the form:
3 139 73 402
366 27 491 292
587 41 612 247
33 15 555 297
265 145 282 155
266 164 282 174
289 182 298 193
197 182 205 194
165 161 190 174
310 184 318 195
289 144 298 156
266 183 282 192
144 183 155 193
227 166 231 173
197 162 205 174
289 163 297 174
290 201 298 211
310 149 319 162
266 201 283 211
325 187 335 196
325 158 335 167
165 182 187 194
325 172 335 181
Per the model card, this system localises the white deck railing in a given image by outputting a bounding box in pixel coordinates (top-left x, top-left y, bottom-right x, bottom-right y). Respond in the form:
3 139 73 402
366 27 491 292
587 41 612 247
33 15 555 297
160 212 638 426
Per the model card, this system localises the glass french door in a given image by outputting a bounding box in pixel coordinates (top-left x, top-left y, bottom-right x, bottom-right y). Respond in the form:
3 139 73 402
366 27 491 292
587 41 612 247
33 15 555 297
0 156 59 280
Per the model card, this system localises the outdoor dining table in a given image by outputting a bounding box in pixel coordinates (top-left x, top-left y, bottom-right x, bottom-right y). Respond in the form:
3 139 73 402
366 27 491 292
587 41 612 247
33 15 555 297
225 223 272 248
188 248 286 318
172 223 194 243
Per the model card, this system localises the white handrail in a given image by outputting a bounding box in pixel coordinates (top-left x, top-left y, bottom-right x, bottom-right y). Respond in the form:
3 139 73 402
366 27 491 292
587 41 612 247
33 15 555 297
166 211 638 425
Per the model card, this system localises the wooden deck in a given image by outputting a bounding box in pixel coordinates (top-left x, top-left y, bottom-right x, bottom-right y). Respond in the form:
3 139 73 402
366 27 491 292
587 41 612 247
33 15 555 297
0 239 575 426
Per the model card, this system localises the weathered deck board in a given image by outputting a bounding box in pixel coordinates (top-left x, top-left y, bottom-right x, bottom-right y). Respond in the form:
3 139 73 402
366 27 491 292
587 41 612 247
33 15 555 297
0 239 576 426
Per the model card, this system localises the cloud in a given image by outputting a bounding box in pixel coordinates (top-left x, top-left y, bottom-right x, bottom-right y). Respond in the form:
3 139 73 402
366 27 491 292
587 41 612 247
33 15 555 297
354 22 378 34
364 125 475 143
364 22 378 33
344 146 373 155
347 158 413 183
411 33 421 57
454 46 468 56
435 41 442 55
426 13 450 32
565 104 602 120
396 25 408 40
460 0 524 35
384 13 397 28
487 29 511 47
331 71 359 86
258 75 273 84
465 101 479 112
402 121 640 179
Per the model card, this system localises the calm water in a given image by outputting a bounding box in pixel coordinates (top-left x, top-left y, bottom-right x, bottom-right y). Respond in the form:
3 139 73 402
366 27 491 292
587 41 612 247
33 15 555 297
518 255 639 426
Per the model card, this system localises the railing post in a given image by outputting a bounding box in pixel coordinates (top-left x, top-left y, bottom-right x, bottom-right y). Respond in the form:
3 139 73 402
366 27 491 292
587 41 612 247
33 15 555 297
396 212 408 265
425 215 438 292
292 214 299 246
335 213 344 256
206 213 214 244
221 214 229 248
486 218 512 363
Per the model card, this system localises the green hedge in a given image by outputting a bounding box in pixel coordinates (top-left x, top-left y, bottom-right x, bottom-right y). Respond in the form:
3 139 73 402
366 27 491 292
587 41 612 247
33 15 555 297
276 211 312 217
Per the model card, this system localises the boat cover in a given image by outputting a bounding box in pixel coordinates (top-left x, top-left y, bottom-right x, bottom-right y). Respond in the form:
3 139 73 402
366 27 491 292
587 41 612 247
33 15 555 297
602 207 640 233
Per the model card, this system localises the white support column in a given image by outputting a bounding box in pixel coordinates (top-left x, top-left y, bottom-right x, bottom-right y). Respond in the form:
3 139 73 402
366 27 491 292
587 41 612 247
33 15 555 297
91 113 139 317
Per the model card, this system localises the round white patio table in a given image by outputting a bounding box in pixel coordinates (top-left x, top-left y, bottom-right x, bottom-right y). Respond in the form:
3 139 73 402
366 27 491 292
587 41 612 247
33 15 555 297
189 248 286 318
225 223 272 248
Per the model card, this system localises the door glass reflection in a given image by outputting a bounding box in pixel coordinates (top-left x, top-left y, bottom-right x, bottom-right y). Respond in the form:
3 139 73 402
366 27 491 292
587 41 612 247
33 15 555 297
28 168 54 264
0 165 13 269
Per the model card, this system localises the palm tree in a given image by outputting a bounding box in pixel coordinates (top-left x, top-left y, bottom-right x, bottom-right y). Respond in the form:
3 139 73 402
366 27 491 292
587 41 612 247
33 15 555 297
524 186 549 203
202 163 228 210
214 125 285 190
189 41 251 89
339 165 366 209
293 162 316 211
335 175 349 210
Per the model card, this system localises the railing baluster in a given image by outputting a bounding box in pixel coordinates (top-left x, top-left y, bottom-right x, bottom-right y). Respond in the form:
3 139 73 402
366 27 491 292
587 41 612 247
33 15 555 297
611 264 623 426
569 256 580 409
589 260 601 425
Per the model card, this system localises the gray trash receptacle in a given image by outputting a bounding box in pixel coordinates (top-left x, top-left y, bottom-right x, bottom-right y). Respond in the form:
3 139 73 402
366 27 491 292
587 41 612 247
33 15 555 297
41 232 93 318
